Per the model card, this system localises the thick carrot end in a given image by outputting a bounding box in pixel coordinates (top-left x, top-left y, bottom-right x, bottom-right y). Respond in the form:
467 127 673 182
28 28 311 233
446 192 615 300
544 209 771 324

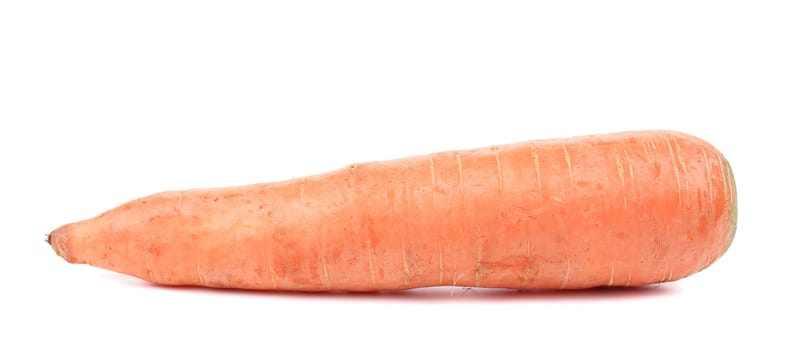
724 157 738 252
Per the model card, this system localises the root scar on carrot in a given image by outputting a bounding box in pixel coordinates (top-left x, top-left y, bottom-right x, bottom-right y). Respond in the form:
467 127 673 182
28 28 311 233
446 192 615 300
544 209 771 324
672 136 691 202
267 245 278 289
143 249 154 281
475 231 484 287
429 156 437 188
438 243 444 284
562 144 573 185
641 141 652 159
622 147 637 201
616 156 627 210
560 259 571 288
456 153 464 185
701 146 714 203
625 271 633 287
451 273 464 296
531 143 542 196
321 257 330 288
622 147 635 180
665 137 683 207
402 243 411 286
608 262 615 286
368 245 376 287
176 192 183 211
717 158 727 204
196 253 206 286
495 150 504 192
521 238 532 287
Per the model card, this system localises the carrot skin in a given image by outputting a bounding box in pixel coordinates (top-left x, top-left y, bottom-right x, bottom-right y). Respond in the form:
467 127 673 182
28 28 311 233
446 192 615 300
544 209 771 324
49 130 737 291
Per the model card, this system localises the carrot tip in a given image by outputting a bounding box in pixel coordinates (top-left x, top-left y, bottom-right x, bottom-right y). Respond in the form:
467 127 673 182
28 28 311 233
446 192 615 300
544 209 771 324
48 225 76 263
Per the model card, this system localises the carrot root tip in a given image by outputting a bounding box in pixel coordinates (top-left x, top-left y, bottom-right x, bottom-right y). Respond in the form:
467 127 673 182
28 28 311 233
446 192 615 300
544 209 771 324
48 225 76 263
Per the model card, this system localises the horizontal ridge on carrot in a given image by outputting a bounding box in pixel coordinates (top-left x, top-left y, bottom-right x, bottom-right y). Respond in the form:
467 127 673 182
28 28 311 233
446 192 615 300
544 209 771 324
48 130 737 291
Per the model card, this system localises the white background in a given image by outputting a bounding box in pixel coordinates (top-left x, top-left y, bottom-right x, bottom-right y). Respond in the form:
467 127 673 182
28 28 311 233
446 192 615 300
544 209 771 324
1 1 792 349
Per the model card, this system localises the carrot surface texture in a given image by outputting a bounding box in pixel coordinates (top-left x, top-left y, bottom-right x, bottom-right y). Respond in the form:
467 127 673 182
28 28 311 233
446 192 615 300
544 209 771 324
48 130 737 291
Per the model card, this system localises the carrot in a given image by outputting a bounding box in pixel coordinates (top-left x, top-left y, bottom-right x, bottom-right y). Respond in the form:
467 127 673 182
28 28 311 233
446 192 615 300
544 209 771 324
47 130 737 291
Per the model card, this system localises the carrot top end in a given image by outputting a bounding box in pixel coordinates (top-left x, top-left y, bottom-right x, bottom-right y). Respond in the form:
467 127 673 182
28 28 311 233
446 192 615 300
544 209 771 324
724 157 737 252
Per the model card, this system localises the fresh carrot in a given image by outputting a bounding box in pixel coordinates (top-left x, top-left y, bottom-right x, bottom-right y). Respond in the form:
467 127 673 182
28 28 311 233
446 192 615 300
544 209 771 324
48 130 737 291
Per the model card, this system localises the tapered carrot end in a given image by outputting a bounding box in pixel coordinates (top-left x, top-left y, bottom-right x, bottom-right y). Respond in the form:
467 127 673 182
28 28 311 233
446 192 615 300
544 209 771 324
48 224 77 263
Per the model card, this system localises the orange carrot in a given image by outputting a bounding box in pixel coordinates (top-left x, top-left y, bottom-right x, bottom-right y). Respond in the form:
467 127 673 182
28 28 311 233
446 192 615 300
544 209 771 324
48 130 737 291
